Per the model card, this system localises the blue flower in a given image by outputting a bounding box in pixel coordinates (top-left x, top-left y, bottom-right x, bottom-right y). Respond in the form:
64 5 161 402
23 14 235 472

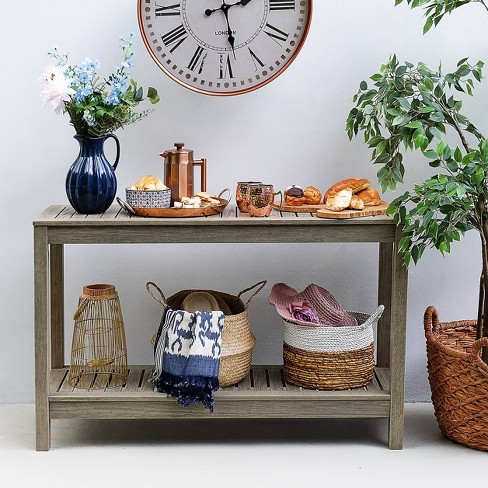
105 89 121 106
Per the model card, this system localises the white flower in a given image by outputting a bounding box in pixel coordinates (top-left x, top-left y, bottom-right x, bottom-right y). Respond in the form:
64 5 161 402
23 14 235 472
39 64 75 114
39 64 66 83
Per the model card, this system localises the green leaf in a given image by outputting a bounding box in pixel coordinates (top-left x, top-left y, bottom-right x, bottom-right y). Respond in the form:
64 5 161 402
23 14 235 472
147 86 160 104
454 147 463 163
406 120 422 129
423 149 438 160
423 17 434 34
475 167 485 183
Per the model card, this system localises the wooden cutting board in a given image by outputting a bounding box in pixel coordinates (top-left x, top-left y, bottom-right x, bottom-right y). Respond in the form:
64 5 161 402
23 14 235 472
316 202 389 219
274 203 328 213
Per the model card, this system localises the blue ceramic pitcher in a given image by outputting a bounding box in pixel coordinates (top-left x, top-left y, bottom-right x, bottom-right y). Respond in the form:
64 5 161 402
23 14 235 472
66 134 120 214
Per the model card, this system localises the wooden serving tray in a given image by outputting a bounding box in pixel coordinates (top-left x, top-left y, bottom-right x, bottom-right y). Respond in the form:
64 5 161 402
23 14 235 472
316 202 389 219
117 197 228 218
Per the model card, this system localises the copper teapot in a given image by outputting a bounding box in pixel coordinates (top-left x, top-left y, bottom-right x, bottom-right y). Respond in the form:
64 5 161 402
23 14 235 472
160 142 207 202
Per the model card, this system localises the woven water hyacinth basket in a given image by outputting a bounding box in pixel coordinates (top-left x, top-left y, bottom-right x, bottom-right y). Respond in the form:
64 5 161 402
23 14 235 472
282 307 384 390
147 280 266 388
424 306 488 451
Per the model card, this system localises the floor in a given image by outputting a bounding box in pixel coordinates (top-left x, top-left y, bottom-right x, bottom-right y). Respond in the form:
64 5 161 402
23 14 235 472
0 403 486 487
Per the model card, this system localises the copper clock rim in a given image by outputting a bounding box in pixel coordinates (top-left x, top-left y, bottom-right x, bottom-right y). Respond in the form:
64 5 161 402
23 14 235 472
137 0 313 97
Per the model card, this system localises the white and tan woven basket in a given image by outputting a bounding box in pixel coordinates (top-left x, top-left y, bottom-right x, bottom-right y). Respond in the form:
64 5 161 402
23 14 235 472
282 305 384 390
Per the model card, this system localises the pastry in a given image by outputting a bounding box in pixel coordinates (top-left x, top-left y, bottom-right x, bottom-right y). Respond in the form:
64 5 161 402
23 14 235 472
284 185 305 206
303 186 322 205
354 187 382 206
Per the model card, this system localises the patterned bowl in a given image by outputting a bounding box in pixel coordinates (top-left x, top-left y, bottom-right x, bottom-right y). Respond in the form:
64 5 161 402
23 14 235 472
125 188 171 209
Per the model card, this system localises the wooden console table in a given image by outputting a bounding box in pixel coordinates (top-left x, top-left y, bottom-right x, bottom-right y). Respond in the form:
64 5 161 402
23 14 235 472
33 204 407 451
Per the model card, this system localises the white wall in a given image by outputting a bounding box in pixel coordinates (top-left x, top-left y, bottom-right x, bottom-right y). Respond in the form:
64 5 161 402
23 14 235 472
1 0 487 402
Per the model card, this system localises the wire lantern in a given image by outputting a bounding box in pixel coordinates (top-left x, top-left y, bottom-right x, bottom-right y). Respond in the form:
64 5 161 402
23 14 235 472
68 284 128 389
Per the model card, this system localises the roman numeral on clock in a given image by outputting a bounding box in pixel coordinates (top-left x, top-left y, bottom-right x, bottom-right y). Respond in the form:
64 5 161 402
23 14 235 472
264 23 289 46
219 53 235 79
155 3 181 16
187 46 207 74
161 24 188 53
248 48 265 71
269 0 295 10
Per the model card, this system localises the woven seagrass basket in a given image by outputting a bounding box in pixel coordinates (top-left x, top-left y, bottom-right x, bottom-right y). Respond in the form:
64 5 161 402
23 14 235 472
424 306 488 451
147 281 266 388
282 306 383 390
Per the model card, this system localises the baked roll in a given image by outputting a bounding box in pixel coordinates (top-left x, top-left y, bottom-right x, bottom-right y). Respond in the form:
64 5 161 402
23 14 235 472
354 187 382 206
349 195 365 210
303 186 322 205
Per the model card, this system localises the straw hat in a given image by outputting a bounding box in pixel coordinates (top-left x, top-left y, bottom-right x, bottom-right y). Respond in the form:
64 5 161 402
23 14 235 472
181 291 232 315
268 283 358 327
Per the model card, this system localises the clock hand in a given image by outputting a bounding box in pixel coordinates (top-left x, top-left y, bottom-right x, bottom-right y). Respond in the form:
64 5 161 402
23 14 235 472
222 4 237 59
203 2 237 58
205 0 252 16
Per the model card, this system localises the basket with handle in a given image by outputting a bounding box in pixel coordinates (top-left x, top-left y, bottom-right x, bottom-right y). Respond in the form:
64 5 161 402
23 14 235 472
424 306 488 451
147 280 266 388
282 306 384 390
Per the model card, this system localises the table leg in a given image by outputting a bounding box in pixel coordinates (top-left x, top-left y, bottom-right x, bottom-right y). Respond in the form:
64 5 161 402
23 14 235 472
387 228 408 450
377 242 393 368
34 226 51 451
50 244 64 368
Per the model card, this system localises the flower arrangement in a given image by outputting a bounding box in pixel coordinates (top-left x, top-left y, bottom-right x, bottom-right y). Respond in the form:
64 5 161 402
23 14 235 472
40 33 159 137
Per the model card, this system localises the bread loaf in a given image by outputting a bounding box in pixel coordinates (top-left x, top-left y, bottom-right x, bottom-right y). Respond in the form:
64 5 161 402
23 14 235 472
323 178 372 211
324 178 371 200
324 188 353 211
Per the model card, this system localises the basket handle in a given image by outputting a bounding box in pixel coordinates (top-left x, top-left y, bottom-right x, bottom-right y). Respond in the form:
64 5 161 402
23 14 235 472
469 337 488 359
369 304 385 323
424 306 440 335
146 281 167 308
237 280 267 307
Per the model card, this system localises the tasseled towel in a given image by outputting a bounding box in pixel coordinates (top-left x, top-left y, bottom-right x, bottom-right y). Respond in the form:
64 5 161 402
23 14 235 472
153 306 224 412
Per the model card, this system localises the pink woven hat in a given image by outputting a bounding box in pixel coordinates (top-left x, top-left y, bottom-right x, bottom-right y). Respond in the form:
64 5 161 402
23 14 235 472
268 283 358 327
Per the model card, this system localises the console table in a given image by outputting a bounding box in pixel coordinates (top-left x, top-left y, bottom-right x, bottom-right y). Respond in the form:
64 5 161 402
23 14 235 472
33 204 407 451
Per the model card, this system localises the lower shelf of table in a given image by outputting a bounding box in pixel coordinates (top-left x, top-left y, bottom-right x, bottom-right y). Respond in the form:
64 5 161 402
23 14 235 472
49 365 391 420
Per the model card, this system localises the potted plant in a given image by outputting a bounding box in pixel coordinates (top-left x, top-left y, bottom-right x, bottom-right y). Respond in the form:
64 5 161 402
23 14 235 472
345 1 488 450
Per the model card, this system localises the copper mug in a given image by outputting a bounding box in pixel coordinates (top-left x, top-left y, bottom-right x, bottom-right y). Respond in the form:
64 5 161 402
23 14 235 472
236 181 261 213
247 184 282 217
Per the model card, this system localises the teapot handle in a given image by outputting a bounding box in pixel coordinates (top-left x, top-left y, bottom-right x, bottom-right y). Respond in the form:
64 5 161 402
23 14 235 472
193 158 207 193
104 134 120 171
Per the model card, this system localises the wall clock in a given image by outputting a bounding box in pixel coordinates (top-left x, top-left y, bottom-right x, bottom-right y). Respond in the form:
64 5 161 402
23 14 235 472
137 0 312 96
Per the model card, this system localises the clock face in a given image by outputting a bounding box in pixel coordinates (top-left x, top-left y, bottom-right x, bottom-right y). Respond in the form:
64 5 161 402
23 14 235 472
138 0 312 96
